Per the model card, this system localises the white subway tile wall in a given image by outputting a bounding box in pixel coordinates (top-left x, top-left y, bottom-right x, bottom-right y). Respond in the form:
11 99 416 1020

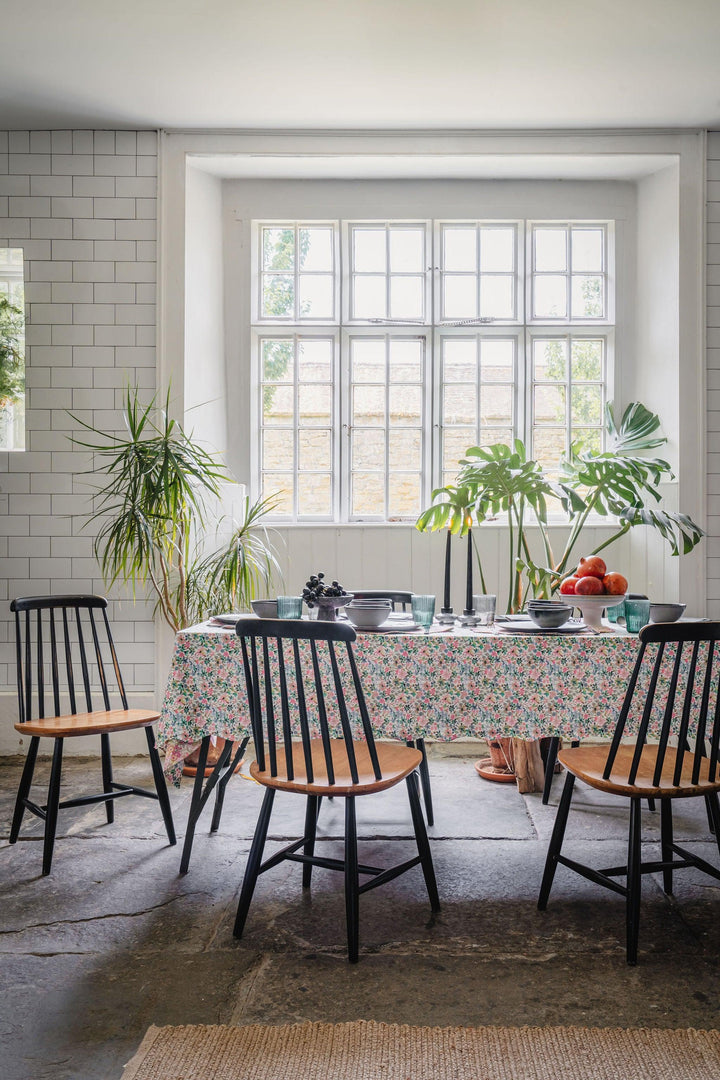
709 132 720 617
0 130 157 698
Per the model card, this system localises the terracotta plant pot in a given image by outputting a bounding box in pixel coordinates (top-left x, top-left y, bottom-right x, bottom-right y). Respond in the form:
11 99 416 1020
182 738 244 778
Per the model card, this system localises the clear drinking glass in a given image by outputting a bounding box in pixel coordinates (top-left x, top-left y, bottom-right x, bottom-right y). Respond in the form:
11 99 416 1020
277 595 303 619
624 599 651 634
411 594 436 632
472 594 497 626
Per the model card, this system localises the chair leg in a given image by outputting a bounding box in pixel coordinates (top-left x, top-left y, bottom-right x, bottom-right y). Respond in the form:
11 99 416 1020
706 793 720 857
660 798 674 894
179 736 210 874
302 794 320 889
145 726 176 847
542 736 560 805
100 733 114 824
626 797 643 965
705 792 717 835
538 771 576 910
406 771 441 912
209 740 234 834
42 738 64 876
10 735 40 843
344 796 360 963
234 787 275 940
408 738 434 826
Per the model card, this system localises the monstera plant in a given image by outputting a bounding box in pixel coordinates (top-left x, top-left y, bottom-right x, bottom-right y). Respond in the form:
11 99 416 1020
417 402 703 613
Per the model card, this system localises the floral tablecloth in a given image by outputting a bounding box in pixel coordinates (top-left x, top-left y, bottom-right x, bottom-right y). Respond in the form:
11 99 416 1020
158 625 651 785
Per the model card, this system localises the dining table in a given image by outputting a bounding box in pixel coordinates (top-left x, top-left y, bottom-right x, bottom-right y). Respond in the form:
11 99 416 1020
158 615 666 869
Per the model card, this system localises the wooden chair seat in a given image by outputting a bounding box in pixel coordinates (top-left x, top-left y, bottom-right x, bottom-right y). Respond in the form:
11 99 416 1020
251 740 422 796
15 708 160 739
559 743 720 799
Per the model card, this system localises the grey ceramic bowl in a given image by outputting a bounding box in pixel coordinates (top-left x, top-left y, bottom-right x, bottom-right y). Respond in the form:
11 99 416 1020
527 604 572 629
649 602 686 623
251 599 278 618
345 600 391 629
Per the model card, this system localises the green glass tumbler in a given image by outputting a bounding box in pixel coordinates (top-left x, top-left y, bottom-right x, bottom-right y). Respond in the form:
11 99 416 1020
624 599 650 634
411 594 436 632
277 595 303 619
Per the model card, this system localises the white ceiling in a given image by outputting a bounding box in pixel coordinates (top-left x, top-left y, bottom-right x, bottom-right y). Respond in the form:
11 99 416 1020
4 0 720 131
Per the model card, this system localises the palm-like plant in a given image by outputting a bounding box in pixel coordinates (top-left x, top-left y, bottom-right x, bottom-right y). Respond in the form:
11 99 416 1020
71 388 281 631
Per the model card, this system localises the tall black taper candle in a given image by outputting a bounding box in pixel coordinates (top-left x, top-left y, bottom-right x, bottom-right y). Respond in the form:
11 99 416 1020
442 529 452 613
464 528 474 615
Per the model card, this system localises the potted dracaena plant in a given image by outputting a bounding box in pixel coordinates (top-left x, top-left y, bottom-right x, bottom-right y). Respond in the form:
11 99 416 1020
71 387 282 772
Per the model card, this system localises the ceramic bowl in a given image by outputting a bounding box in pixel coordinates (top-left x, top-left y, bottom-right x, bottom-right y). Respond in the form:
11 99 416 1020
251 599 278 618
527 604 573 629
345 600 391 629
649 602 686 623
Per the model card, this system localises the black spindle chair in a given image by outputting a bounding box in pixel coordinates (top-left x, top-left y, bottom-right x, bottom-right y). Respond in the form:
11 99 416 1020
233 617 440 962
347 589 434 825
9 595 176 875
538 621 720 964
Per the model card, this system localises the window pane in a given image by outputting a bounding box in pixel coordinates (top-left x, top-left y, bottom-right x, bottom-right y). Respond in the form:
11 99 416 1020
299 384 331 426
480 228 514 272
480 339 514 382
535 228 567 272
352 472 384 516
389 275 424 319
298 339 332 382
263 383 294 423
263 228 294 271
389 338 423 382
571 338 603 380
352 339 386 382
353 428 385 469
444 228 477 272
353 275 386 318
534 383 566 425
353 229 386 272
298 429 331 471
481 427 513 446
443 339 477 381
443 275 477 319
262 274 294 318
571 275 604 318
262 339 293 382
534 339 567 381
481 385 512 426
533 428 567 470
298 275 334 319
572 228 603 272
389 228 424 272
353 384 385 425
262 428 291 470
443 384 476 425
533 276 567 318
571 428 602 454
263 474 293 515
298 473 332 517
480 275 514 319
388 474 420 518
571 384 603 426
389 428 421 471
299 227 333 271
443 428 476 468
389 384 422 426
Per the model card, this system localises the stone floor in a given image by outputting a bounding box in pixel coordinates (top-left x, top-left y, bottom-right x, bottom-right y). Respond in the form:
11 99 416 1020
1 748 720 1080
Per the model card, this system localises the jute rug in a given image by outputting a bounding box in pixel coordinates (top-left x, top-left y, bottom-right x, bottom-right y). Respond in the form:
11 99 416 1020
122 1019 720 1079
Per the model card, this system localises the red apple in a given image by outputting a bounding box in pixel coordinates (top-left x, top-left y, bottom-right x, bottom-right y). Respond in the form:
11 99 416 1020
575 575 604 595
602 572 628 595
576 555 607 579
559 576 579 595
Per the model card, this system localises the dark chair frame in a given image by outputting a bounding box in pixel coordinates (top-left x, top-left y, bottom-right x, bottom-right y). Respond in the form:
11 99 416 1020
538 620 720 963
232 616 440 962
347 589 434 825
9 595 176 875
